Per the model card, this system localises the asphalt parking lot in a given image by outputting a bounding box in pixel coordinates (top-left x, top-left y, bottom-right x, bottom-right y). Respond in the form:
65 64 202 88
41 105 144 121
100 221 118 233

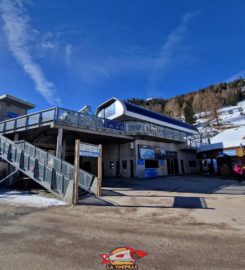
0 175 245 270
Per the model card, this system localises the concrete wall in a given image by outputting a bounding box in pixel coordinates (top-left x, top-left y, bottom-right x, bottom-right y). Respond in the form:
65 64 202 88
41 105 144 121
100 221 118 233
101 139 199 178
135 139 175 178
135 139 200 178
177 151 200 174
0 101 27 121
102 142 133 178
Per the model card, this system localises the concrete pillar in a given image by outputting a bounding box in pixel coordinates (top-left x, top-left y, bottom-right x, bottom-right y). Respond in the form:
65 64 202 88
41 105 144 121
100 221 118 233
56 128 63 159
14 133 19 141
62 139 66 160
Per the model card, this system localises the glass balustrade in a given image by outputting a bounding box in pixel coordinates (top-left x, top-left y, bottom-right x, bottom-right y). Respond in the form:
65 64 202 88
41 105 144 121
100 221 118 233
0 107 192 143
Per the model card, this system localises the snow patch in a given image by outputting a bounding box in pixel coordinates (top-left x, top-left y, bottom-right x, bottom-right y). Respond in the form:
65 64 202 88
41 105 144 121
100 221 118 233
0 189 67 207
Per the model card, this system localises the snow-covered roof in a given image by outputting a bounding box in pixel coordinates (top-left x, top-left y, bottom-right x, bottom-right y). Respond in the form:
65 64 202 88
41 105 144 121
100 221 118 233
197 126 245 152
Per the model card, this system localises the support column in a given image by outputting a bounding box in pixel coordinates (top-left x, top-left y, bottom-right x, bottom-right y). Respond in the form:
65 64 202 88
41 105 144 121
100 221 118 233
14 133 19 141
62 139 67 160
56 128 63 159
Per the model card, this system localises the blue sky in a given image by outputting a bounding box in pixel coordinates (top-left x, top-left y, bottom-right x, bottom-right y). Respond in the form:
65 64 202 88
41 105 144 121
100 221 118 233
0 0 244 112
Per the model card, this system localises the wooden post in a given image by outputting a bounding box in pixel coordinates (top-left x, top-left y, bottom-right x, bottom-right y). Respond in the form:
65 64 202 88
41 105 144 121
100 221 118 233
97 144 102 196
74 139 80 204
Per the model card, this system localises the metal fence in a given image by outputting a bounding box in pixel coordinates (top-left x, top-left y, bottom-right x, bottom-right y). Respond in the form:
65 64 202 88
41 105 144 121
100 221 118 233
0 107 192 143
125 122 187 142
0 135 97 198
0 107 125 135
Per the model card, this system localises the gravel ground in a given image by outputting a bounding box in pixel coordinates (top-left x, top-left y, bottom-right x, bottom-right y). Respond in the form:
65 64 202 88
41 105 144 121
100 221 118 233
0 176 244 270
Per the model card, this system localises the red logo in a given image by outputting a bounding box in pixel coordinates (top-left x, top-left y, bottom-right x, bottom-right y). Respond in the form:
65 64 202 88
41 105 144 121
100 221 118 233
100 246 148 269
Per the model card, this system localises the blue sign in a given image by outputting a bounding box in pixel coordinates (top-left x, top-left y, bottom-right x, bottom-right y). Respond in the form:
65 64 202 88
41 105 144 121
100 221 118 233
6 112 19 118
80 143 101 158
218 149 236 157
159 160 164 166
137 159 144 165
144 169 157 178
139 147 155 159
223 149 236 156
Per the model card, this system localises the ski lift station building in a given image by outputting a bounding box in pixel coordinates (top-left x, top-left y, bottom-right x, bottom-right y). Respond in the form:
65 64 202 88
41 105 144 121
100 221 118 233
0 95 199 184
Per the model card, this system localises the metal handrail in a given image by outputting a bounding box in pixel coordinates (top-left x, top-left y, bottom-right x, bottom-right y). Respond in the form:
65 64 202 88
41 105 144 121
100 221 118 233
0 107 193 143
125 121 187 142
0 134 98 199
0 107 56 124
0 107 126 134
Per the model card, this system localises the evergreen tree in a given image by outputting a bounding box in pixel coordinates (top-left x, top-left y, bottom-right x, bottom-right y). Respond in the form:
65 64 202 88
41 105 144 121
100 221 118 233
183 102 195 124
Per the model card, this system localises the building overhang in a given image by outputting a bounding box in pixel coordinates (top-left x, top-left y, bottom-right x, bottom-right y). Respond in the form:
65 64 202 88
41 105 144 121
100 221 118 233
0 94 35 110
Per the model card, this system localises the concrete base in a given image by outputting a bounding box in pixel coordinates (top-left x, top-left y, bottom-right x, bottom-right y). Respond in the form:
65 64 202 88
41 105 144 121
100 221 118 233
64 180 74 205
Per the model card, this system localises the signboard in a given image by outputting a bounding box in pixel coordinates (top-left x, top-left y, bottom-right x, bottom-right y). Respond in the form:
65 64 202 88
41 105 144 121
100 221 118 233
80 142 101 157
218 149 236 157
137 159 144 165
236 148 244 157
223 149 236 156
144 169 157 178
138 145 166 160
165 151 177 158
139 147 155 159
6 111 19 118
155 147 166 159
159 160 164 166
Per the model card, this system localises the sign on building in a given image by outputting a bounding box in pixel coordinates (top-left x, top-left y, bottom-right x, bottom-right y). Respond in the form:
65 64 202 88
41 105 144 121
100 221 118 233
80 142 101 158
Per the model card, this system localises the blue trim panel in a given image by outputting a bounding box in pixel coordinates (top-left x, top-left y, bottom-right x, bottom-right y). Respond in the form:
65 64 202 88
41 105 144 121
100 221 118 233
124 102 197 131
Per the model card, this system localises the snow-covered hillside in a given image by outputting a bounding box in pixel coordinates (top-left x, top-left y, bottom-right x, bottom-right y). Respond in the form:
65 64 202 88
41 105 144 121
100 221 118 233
190 100 245 146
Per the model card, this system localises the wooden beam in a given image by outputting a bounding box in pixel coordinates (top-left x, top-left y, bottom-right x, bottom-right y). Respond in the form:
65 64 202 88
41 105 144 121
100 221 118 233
97 144 102 196
73 139 80 204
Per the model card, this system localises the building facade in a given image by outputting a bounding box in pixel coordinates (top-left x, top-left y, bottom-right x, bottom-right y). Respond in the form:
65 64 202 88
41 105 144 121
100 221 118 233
96 98 199 178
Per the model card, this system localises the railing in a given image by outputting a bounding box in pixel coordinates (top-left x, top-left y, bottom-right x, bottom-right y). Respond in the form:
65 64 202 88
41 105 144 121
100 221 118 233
0 107 125 135
125 122 187 143
0 107 191 143
0 135 98 199
186 131 219 148
0 108 56 133
55 107 125 133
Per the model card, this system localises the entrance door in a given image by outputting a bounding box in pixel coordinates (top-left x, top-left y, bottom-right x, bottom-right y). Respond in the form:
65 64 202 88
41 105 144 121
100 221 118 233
167 159 174 175
181 160 185 174
167 159 179 175
130 160 134 178
174 159 179 174
167 159 171 174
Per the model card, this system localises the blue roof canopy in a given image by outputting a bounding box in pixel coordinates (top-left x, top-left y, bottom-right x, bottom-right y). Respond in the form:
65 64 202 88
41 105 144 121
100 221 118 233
124 101 198 132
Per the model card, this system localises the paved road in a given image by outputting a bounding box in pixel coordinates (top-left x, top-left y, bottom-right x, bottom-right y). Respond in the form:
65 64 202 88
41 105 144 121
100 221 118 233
103 175 245 195
0 175 244 270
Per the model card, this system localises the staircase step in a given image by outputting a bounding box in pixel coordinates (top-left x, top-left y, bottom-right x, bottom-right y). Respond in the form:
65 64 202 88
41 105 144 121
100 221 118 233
0 134 98 203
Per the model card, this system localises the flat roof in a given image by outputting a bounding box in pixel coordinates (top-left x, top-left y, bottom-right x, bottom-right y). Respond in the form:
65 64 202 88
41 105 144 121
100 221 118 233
0 94 35 109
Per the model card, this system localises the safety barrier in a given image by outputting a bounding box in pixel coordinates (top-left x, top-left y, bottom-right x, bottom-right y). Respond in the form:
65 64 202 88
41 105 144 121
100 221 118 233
0 135 98 201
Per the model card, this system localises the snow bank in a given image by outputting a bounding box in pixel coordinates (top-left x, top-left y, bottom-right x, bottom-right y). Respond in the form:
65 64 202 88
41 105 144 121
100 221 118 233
0 189 67 207
197 126 245 152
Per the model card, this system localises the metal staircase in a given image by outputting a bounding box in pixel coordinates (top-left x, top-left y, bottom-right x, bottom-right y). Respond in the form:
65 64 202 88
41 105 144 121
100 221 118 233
0 135 98 202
